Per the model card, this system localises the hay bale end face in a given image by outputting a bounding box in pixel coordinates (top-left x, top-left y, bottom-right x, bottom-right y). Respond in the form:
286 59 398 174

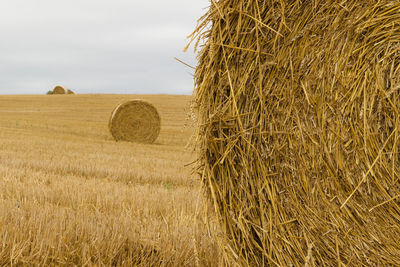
109 100 161 144
193 0 400 265
52 86 68 94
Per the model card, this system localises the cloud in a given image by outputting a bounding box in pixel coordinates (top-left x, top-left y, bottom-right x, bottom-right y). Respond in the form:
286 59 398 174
0 0 209 95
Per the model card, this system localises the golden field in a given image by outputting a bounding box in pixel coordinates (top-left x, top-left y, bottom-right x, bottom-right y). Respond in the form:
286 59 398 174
0 94 219 266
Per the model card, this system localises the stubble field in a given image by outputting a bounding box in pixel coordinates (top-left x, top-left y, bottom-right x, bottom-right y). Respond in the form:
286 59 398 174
0 94 219 266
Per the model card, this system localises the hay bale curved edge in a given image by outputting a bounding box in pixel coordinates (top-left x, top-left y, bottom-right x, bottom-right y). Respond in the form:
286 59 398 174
109 100 161 144
53 85 68 94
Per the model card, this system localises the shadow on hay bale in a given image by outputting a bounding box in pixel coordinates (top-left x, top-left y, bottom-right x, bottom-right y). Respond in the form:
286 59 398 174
192 0 400 265
109 100 161 144
51 86 76 95
52 85 68 94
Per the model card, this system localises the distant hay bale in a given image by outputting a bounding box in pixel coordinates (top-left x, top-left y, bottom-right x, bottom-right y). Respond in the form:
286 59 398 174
109 100 161 144
192 0 400 266
52 86 67 94
67 89 76 94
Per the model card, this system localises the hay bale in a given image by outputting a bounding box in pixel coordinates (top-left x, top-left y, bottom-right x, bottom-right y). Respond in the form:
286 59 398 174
109 100 161 144
52 85 67 94
192 1 400 265
67 89 76 94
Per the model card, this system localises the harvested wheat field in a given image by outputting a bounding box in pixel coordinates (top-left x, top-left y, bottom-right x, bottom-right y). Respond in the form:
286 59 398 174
0 94 219 266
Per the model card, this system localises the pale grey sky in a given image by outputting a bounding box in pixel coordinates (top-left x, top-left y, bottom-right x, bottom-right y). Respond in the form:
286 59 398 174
0 0 209 95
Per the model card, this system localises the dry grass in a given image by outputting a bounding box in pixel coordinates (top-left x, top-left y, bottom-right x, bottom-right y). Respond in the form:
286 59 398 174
0 94 219 266
109 100 161 144
192 0 400 266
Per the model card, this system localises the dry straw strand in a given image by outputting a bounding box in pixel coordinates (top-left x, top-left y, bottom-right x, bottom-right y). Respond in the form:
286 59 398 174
109 100 161 144
192 0 400 266
52 86 68 94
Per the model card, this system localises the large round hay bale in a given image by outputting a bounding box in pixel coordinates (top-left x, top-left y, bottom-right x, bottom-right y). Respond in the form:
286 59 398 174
109 100 161 144
52 86 67 94
67 89 76 94
193 1 400 265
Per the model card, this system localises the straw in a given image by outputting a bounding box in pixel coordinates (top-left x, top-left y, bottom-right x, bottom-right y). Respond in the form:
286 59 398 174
109 100 161 144
191 0 400 265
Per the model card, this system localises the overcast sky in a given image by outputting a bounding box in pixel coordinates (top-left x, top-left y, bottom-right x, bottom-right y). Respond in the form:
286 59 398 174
0 0 209 95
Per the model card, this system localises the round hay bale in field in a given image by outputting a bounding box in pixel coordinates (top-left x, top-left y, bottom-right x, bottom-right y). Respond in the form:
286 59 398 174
52 85 67 94
67 89 76 94
192 0 400 265
109 100 160 144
